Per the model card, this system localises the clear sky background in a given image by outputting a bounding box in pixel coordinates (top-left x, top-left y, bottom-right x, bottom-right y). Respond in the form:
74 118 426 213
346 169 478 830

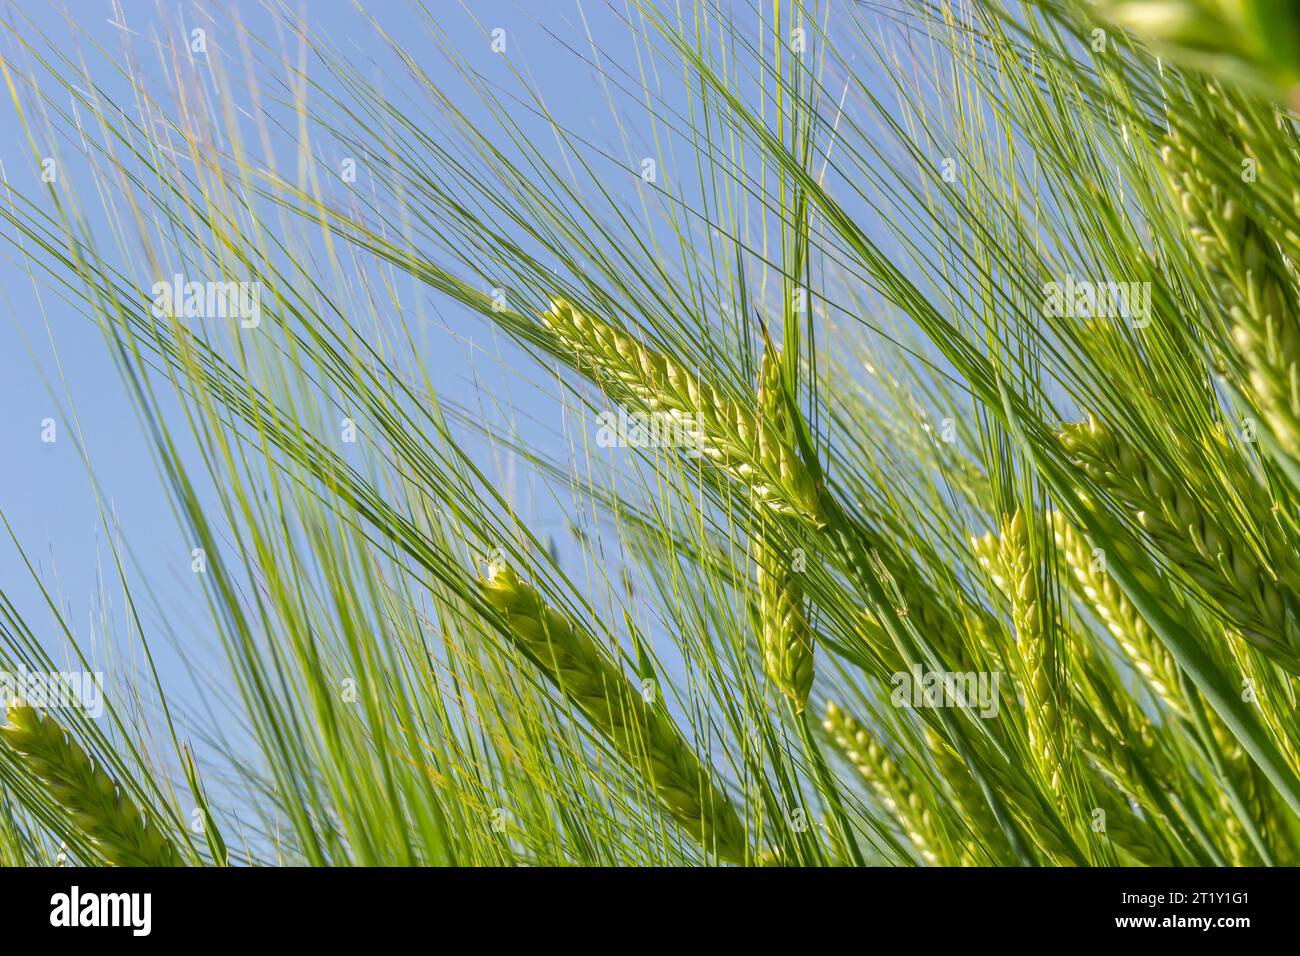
0 0 653 709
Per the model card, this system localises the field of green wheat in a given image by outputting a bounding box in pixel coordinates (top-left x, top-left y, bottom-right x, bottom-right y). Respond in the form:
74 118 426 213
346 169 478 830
1 0 1299 868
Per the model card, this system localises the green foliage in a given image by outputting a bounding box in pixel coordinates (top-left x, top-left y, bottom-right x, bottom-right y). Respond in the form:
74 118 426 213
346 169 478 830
1 0 1300 868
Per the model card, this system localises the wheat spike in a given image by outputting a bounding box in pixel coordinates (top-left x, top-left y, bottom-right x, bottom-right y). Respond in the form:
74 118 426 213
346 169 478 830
478 563 747 861
1050 515 1278 857
823 702 945 864
1050 511 1186 715
542 299 821 520
1060 416 1300 673
973 510 1066 796
983 512 1172 800
0 703 178 867
752 349 815 711
753 532 815 712
1163 123 1300 454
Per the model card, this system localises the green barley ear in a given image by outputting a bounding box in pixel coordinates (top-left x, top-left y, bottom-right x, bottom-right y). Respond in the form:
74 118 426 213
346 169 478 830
542 299 821 521
1090 0 1300 97
753 532 815 713
985 517 1171 804
1162 125 1300 454
973 511 1065 795
751 349 815 712
1060 416 1300 673
477 563 748 862
823 702 946 864
0 703 178 867
1050 511 1186 715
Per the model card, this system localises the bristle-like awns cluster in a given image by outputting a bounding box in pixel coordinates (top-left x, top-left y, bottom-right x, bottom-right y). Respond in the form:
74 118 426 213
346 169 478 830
0 703 178 867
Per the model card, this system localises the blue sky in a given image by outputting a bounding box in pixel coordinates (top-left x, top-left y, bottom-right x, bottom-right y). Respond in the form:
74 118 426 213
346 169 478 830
0 0 642 707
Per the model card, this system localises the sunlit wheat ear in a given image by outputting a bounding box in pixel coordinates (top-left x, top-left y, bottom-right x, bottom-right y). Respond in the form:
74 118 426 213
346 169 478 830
972 511 1065 796
1162 127 1300 454
983 517 1164 800
0 703 178 867
542 299 821 521
822 702 946 865
751 349 815 712
1050 511 1186 716
477 563 747 862
752 532 815 713
1060 416 1300 673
